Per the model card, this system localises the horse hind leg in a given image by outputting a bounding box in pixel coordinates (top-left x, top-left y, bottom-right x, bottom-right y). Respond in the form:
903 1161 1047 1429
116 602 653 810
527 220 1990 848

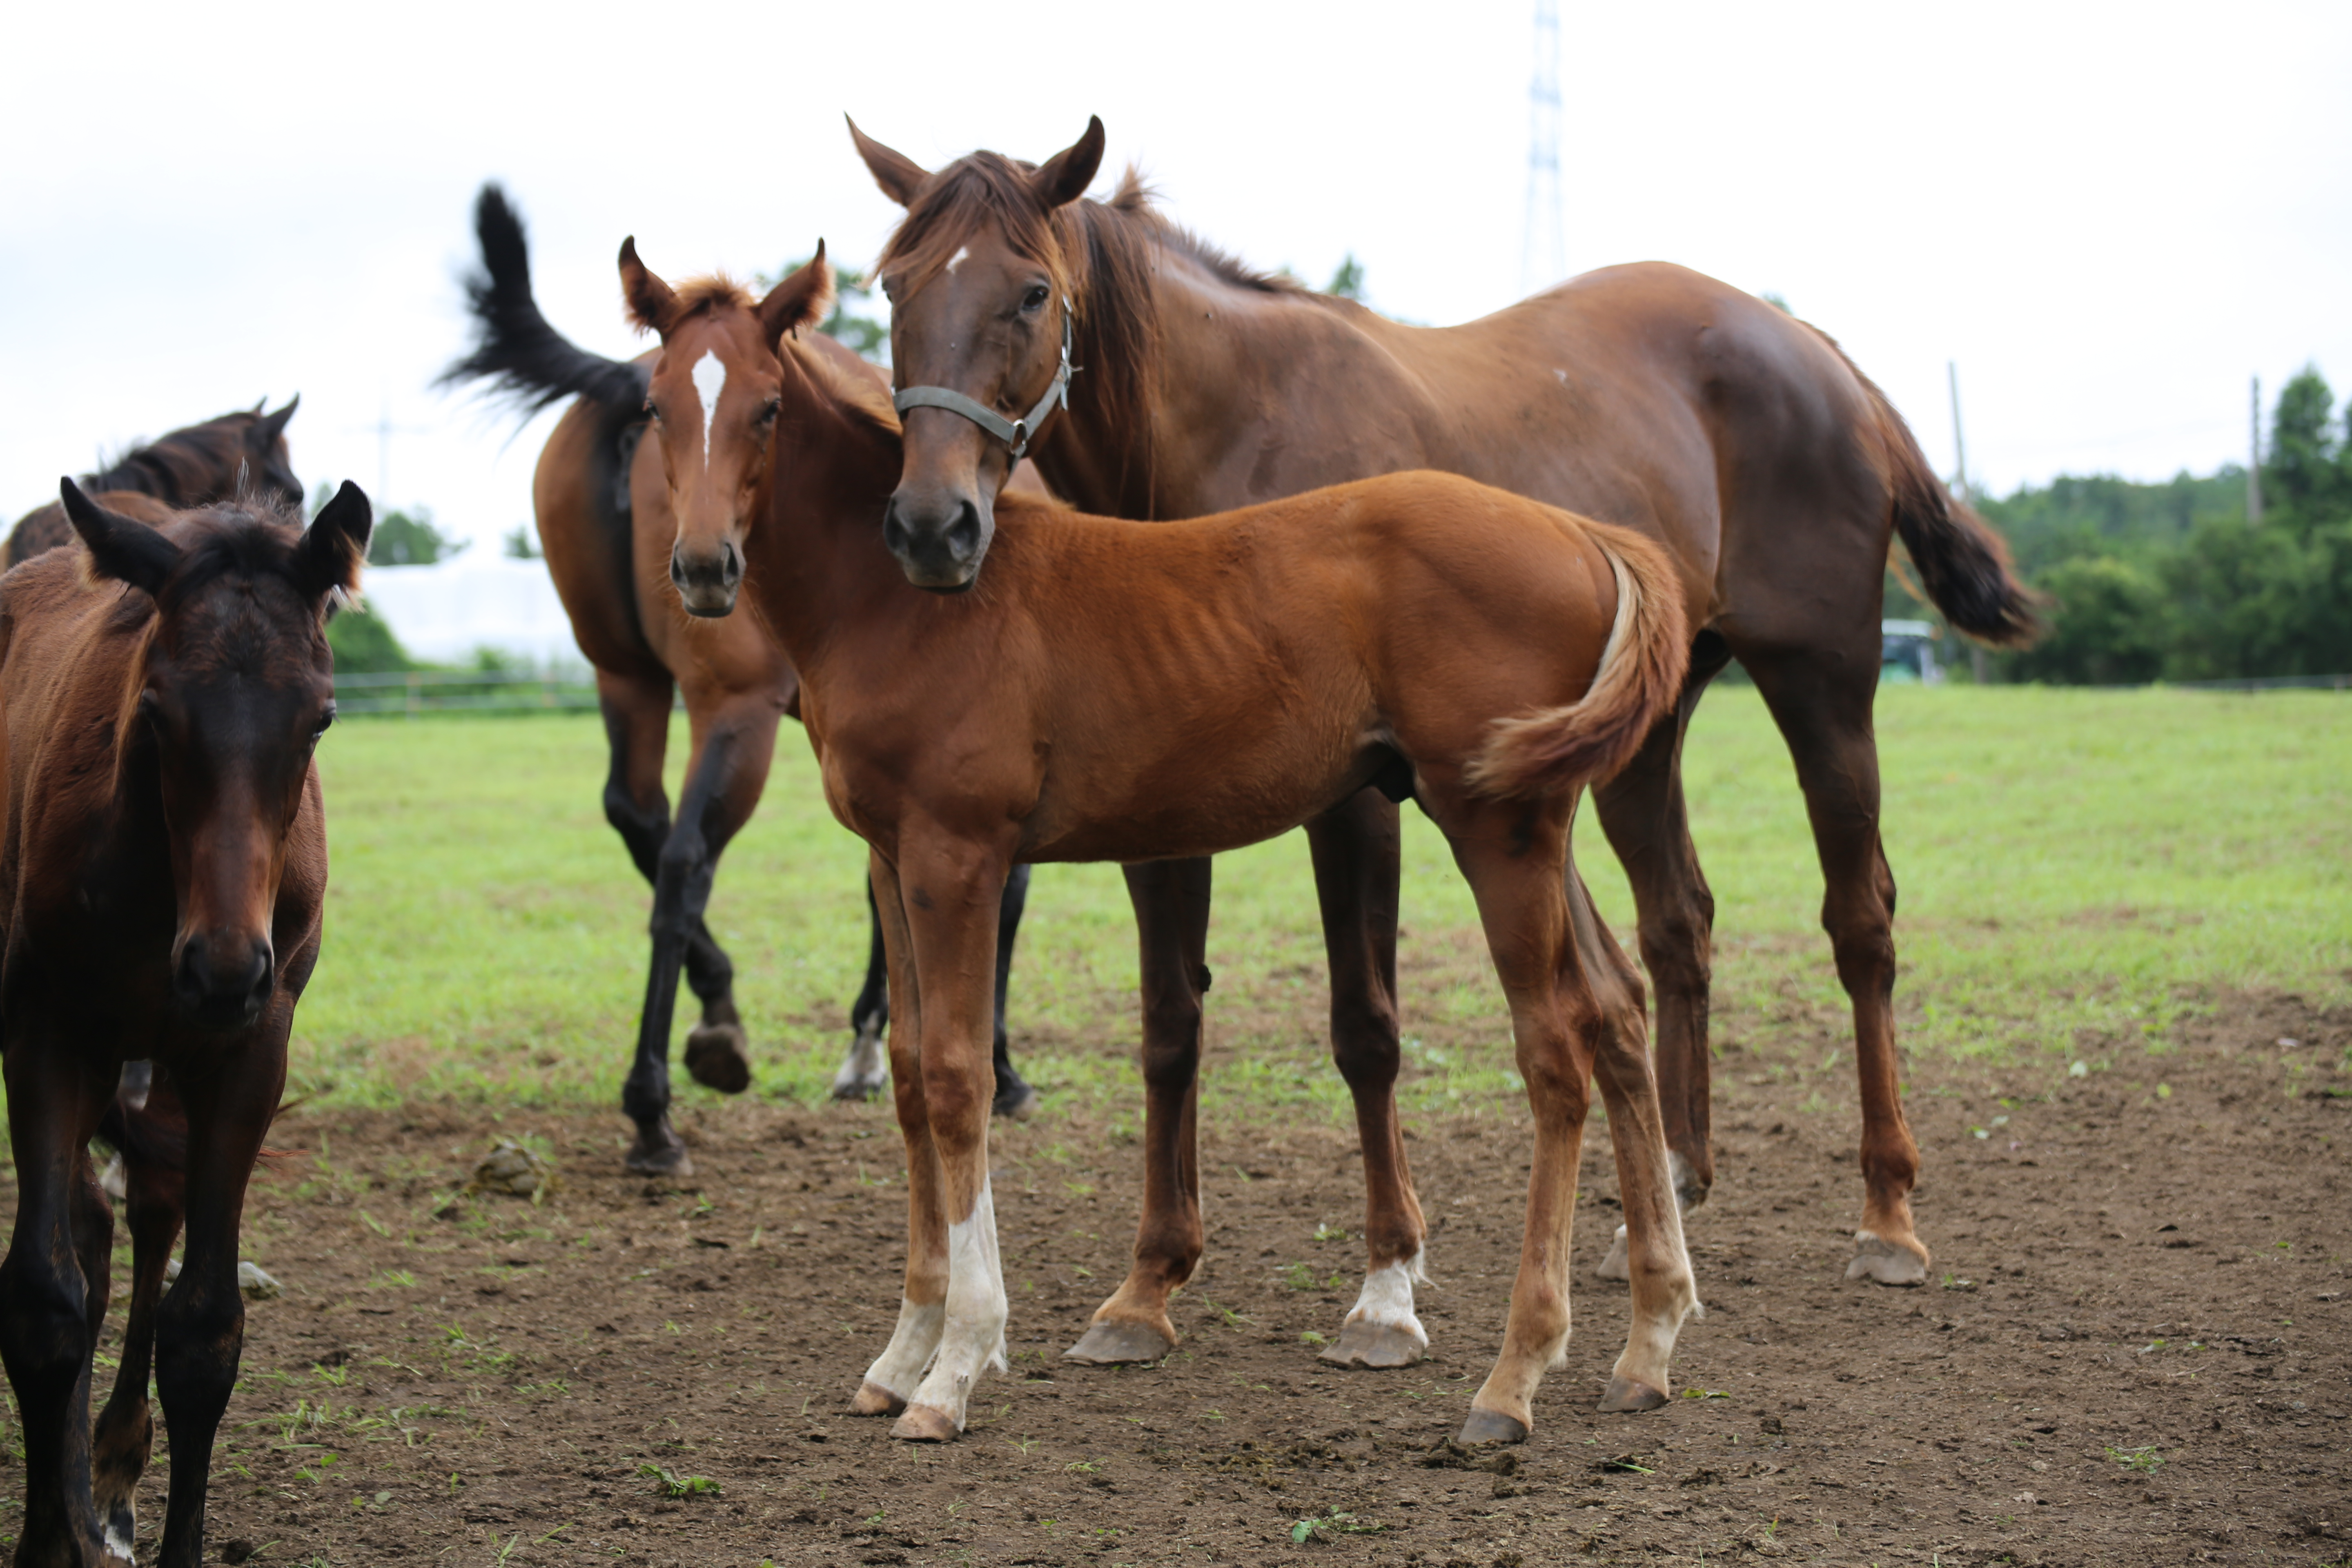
1575 875 1702 1409
987 864 1039 1119
1304 791 1430 1370
1745 648 1927 1286
1590 633 1732 1281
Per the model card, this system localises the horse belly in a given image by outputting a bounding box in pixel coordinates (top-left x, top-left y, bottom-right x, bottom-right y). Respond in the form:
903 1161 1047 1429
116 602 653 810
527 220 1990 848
1022 723 1361 866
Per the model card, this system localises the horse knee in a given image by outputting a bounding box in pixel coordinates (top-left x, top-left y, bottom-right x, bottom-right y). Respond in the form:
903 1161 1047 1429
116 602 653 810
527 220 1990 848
1637 902 1713 997
0 1256 89 1379
153 1286 242 1410
1329 990 1401 1091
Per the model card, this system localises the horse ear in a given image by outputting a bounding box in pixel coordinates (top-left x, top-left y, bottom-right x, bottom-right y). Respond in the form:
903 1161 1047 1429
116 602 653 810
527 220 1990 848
618 237 679 336
1030 116 1105 209
254 394 299 448
759 242 837 350
846 116 930 207
295 480 371 603
60 478 181 596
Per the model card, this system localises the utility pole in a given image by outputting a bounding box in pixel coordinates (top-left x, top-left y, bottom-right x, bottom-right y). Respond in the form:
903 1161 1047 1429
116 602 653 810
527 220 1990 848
1947 361 1968 500
2247 375 2264 523
1521 0 1565 295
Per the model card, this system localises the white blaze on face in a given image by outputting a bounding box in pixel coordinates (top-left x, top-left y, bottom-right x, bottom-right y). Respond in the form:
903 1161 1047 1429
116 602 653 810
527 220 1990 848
946 244 970 274
690 350 727 465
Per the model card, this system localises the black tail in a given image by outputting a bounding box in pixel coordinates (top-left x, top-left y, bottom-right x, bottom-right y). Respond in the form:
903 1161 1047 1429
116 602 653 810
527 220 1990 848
1862 381 2038 647
438 183 648 414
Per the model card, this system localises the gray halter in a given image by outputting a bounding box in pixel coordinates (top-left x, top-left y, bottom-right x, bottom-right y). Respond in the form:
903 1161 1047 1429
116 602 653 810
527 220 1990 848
892 306 1074 461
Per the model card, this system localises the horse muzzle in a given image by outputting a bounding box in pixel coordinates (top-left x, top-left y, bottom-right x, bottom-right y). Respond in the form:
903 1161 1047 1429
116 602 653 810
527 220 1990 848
172 931 276 1031
882 487 992 593
670 538 744 618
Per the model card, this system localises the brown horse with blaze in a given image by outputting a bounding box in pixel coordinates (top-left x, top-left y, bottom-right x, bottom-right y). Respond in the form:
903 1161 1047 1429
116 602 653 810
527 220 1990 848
619 239 1700 1446
851 118 2039 1352
0 479 367 1566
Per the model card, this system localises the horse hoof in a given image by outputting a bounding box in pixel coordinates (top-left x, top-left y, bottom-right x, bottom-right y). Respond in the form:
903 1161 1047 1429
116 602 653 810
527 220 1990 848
1599 1374 1669 1413
624 1131 694 1178
890 1403 961 1442
1319 1320 1427 1369
1456 1407 1530 1446
851 1380 907 1417
992 1080 1041 1121
1063 1319 1175 1365
684 1023 752 1094
1595 1223 1631 1282
1845 1231 1929 1287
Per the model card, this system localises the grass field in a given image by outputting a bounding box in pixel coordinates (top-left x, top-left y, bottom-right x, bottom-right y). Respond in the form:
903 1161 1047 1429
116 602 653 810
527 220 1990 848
297 685 2352 1122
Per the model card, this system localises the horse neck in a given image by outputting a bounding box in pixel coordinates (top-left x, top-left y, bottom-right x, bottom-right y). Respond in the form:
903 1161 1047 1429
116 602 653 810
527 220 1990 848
1045 236 1434 519
748 346 909 668
88 423 241 506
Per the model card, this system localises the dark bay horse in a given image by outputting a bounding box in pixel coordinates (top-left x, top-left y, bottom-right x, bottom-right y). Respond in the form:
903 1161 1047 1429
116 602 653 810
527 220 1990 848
0 479 369 1567
851 120 2038 1352
621 244 1701 1444
7 400 302 566
440 185 1035 1174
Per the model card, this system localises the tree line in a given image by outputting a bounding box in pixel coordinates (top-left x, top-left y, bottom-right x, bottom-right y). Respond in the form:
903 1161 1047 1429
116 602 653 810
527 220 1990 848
1887 367 2352 684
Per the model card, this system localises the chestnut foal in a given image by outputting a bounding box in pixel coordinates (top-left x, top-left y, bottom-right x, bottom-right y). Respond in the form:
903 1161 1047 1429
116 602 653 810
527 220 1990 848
0 481 367 1566
620 242 1702 1445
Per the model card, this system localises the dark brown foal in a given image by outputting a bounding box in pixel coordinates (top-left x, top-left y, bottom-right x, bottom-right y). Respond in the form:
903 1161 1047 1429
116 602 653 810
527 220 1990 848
7 399 302 566
853 120 2036 1339
0 480 366 1567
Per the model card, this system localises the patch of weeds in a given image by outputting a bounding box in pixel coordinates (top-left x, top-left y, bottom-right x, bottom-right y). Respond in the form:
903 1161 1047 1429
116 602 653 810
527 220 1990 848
1289 1509 1390 1544
2105 1445 2164 1473
637 1463 721 1499
1312 1221 1348 1242
1281 1261 1346 1292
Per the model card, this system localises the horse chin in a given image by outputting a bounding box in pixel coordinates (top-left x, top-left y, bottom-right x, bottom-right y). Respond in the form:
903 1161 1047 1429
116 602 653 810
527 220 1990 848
682 593 738 619
917 573 980 597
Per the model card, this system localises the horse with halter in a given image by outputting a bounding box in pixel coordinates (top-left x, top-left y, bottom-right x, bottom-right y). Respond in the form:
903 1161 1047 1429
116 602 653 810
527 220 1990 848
850 118 2038 1363
0 479 368 1567
7 399 303 567
440 186 1038 1173
620 237 1703 1445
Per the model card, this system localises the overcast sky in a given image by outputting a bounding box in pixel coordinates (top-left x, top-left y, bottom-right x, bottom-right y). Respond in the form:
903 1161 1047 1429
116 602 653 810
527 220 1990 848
6 1 2347 550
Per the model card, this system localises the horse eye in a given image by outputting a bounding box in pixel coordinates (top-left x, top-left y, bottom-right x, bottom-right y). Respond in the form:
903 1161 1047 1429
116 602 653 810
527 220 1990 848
1021 285 1049 312
644 401 661 422
313 708 336 741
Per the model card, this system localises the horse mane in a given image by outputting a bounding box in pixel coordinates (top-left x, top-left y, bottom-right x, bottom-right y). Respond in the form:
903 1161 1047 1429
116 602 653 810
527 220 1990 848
84 411 265 508
877 160 1314 516
79 500 325 617
627 274 758 335
783 335 901 439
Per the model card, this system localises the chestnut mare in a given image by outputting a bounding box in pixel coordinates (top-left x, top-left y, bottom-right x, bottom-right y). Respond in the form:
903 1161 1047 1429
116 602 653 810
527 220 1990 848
440 186 1037 1173
620 241 1701 1445
852 121 2037 1350
0 480 368 1567
7 400 303 566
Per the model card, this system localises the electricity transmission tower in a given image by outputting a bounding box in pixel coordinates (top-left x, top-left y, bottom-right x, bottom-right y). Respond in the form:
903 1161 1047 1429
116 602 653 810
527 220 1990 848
1522 0 1565 294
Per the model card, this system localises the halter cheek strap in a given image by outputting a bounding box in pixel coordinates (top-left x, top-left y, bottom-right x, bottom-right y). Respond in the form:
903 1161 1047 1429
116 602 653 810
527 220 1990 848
893 306 1075 461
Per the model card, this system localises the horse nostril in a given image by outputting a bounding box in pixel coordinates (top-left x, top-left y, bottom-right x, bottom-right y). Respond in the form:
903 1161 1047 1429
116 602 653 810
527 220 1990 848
947 501 983 563
721 540 742 587
669 548 688 588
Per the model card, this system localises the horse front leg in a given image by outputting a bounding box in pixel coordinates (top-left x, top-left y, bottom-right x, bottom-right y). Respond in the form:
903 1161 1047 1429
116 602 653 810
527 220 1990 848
0 1038 122 1566
1303 790 1431 1370
92 1080 189 1562
1064 857 1212 1365
597 672 689 1173
852 852 949 1417
151 1038 284 1568
873 839 1013 1441
835 866 1038 1117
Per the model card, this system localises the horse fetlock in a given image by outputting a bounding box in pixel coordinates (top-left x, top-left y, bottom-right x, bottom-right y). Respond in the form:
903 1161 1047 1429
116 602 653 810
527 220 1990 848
1596 1223 1632 1282
622 1116 692 1178
1667 1149 1711 1214
860 1297 947 1407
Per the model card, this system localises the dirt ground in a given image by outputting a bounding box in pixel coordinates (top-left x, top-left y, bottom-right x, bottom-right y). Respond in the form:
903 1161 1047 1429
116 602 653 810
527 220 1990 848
14 991 2352 1567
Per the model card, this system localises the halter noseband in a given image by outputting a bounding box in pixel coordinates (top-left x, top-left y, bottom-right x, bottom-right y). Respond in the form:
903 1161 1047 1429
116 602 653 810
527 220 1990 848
892 306 1074 461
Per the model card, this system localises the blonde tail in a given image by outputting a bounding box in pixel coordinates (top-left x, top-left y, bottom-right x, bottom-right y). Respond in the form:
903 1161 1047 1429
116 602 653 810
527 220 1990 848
1465 520 1690 799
